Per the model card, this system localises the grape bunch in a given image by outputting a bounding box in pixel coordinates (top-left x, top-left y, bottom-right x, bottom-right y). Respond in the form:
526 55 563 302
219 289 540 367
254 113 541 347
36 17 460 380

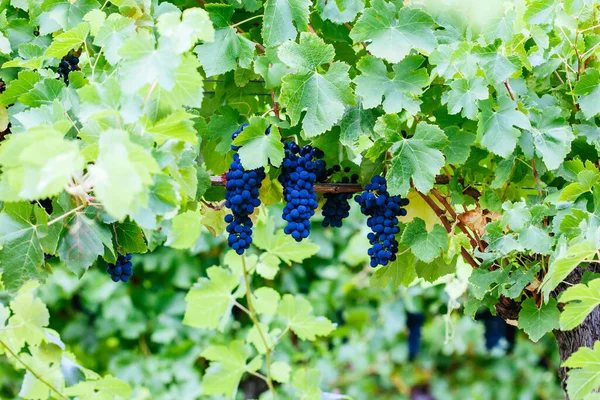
224 125 266 254
106 253 133 282
354 176 409 267
57 55 79 85
321 167 359 228
279 142 326 241
406 312 425 360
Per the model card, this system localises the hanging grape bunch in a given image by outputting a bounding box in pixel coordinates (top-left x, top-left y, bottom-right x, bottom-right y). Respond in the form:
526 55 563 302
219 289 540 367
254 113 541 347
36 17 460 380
106 253 133 282
224 124 266 254
321 166 359 228
279 142 326 242
355 176 409 267
57 55 79 85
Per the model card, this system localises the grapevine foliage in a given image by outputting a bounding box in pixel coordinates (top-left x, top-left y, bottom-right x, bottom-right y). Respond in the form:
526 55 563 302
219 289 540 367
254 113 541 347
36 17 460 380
0 0 599 398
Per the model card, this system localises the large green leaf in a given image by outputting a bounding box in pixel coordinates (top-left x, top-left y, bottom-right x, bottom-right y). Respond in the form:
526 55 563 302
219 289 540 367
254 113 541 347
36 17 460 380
194 27 255 77
262 0 310 47
350 1 437 63
156 8 214 54
559 278 600 331
232 116 284 169
277 294 335 340
401 218 449 263
478 96 531 158
183 266 240 329
355 55 429 115
563 342 600 400
518 297 560 342
279 33 354 137
386 121 448 196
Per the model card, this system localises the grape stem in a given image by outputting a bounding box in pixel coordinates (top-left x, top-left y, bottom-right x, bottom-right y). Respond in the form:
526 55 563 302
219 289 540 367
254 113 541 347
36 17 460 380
240 255 276 398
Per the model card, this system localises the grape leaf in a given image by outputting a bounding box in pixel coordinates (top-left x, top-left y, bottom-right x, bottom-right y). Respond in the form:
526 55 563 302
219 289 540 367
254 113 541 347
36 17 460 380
57 211 113 277
201 340 261 397
262 0 310 47
478 96 531 158
194 27 255 77
442 127 475 165
0 70 41 106
321 0 364 24
44 22 89 58
563 342 600 400
278 33 354 137
270 361 291 383
292 368 322 400
540 239 598 298
441 77 488 120
0 205 46 292
518 297 560 342
355 55 429 115
350 1 437 63
165 210 203 249
370 249 417 289
401 218 449 263
145 109 197 145
574 68 600 120
232 116 284 169
386 121 449 196
277 294 335 340
114 221 147 254
119 30 181 94
559 278 600 331
526 106 574 170
0 128 83 201
93 14 136 65
87 130 159 220
254 46 294 89
157 8 214 54
184 266 240 329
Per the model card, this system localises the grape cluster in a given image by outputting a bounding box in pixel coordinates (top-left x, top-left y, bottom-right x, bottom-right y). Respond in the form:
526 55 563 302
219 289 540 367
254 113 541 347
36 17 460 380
279 142 326 241
406 312 425 360
354 176 408 267
57 55 79 85
321 167 359 228
106 253 133 282
224 125 266 254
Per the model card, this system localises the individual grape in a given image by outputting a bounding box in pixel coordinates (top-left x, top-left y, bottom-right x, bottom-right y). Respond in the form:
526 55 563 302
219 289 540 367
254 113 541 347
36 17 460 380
321 167 359 228
224 124 266 254
106 253 133 282
279 142 326 241
354 175 409 267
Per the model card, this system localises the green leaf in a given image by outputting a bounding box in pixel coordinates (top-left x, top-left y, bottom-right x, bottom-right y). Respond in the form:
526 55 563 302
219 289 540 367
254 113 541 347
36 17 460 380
93 14 136 65
194 27 255 77
201 340 260 397
88 130 159 220
7 291 49 347
157 8 214 54
165 210 203 249
279 33 354 137
254 47 293 89
233 116 284 169
278 294 335 340
524 0 557 25
0 70 41 106
441 77 488 120
262 0 310 47
44 22 89 58
252 211 319 263
270 361 291 383
321 0 364 24
519 226 553 255
469 268 504 300
350 1 437 63
415 256 456 282
184 266 240 329
563 342 600 400
119 30 181 94
540 239 598 298
370 249 417 289
559 278 600 331
114 221 147 254
443 127 475 165
527 107 574 170
518 297 560 342
292 368 322 400
145 110 198 145
339 102 378 147
478 96 531 158
0 128 83 201
474 46 517 84
64 376 132 399
559 170 600 202
58 212 113 277
19 78 65 108
254 286 281 314
401 218 448 263
0 206 45 292
355 55 429 115
386 121 448 196
574 69 600 120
